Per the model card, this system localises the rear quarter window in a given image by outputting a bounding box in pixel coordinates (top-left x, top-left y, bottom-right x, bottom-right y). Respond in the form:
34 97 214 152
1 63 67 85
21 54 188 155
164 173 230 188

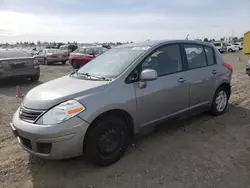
204 46 216 65
214 47 224 64
0 50 31 58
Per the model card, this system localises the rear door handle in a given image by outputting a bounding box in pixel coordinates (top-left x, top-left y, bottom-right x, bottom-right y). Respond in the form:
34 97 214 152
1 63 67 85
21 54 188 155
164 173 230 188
178 78 186 83
212 70 217 74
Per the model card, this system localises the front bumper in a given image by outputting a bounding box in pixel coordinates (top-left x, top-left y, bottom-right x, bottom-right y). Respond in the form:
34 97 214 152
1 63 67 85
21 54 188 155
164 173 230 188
10 109 90 159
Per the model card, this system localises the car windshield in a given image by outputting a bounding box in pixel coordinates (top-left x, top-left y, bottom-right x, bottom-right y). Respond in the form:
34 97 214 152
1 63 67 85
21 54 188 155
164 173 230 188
77 46 149 78
93 47 108 54
46 49 61 53
59 47 67 50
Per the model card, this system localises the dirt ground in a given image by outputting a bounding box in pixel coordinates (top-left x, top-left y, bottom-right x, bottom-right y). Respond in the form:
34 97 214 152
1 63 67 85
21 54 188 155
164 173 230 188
1 53 250 188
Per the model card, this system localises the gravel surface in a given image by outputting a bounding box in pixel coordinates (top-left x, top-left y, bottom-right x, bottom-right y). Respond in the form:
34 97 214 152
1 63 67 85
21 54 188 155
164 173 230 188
1 53 250 188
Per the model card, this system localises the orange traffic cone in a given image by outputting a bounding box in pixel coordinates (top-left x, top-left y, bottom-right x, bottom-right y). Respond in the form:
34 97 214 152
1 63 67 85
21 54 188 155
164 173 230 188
16 86 24 98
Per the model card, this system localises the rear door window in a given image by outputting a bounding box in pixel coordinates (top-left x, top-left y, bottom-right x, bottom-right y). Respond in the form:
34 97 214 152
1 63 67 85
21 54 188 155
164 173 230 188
78 48 86 54
183 44 207 69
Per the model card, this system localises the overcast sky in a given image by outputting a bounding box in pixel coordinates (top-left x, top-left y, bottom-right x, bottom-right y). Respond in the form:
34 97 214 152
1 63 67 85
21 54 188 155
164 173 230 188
0 0 250 43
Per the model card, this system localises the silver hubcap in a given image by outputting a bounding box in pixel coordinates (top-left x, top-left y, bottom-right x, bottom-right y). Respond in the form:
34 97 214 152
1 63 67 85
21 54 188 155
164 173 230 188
215 91 227 112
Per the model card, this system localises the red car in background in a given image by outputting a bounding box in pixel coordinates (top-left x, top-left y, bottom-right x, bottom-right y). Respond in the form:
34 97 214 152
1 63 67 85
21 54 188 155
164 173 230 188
69 46 108 69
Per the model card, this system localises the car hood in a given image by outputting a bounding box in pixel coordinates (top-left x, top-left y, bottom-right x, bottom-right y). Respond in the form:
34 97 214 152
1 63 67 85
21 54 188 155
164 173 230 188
23 75 109 109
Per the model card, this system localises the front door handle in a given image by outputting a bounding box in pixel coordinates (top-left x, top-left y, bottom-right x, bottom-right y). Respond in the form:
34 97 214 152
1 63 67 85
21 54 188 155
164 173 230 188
212 70 217 74
178 77 186 83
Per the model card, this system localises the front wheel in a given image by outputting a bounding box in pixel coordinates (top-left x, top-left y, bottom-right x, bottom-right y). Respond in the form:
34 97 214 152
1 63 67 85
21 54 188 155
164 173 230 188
71 60 79 69
84 116 129 166
228 48 232 52
211 87 229 116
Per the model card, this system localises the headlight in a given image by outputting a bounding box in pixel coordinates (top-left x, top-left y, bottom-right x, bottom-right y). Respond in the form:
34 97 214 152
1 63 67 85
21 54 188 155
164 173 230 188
36 100 85 125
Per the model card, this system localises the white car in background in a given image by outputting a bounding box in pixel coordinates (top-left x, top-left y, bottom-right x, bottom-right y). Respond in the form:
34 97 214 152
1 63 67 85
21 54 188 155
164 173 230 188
226 43 239 52
212 42 227 53
233 42 243 50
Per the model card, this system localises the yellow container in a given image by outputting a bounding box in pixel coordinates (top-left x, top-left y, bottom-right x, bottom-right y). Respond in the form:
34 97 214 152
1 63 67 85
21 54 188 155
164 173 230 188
243 31 250 54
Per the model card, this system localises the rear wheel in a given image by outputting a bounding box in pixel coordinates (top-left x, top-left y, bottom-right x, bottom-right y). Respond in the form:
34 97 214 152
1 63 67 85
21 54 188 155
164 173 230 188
61 61 66 65
30 74 40 82
84 116 129 166
228 48 232 52
211 87 229 116
72 60 79 69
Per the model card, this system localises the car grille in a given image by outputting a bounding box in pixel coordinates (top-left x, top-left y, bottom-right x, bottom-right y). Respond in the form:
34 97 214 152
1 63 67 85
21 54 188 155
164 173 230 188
19 136 32 150
19 106 44 123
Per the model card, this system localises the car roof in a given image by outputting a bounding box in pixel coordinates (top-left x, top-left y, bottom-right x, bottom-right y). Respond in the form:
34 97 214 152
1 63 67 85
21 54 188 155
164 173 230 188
115 40 215 48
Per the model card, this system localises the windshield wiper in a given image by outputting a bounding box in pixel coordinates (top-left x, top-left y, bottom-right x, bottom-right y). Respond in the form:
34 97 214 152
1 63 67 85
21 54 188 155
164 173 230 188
77 72 111 81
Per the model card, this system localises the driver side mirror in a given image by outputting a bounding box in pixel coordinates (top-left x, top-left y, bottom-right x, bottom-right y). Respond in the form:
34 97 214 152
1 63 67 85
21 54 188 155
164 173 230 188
140 69 158 81
139 69 157 89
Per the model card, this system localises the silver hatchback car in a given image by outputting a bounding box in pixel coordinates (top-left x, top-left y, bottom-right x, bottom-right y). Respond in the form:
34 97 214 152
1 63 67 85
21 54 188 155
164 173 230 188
11 40 232 166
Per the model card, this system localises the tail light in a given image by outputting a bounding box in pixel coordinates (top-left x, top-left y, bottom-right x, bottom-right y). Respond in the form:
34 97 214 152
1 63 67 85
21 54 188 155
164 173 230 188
33 60 40 67
223 63 233 72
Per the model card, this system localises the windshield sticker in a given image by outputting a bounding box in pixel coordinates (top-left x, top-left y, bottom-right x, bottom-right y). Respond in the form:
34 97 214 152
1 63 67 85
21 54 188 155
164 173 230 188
132 47 151 50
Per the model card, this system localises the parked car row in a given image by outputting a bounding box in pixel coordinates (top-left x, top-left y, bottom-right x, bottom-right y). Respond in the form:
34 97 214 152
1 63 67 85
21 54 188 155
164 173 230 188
212 42 241 53
0 45 111 82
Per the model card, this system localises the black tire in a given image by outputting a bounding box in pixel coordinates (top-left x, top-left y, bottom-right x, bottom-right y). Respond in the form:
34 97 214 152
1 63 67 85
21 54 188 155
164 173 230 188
30 74 40 82
72 60 79 69
84 116 129 166
61 61 66 65
211 87 229 116
228 48 232 52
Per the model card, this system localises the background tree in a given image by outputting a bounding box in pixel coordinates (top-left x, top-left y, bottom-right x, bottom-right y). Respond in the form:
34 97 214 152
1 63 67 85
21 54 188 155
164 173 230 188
203 38 209 42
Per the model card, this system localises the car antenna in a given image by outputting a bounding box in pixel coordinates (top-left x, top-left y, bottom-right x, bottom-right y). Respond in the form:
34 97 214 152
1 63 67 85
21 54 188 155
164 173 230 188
185 34 190 40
